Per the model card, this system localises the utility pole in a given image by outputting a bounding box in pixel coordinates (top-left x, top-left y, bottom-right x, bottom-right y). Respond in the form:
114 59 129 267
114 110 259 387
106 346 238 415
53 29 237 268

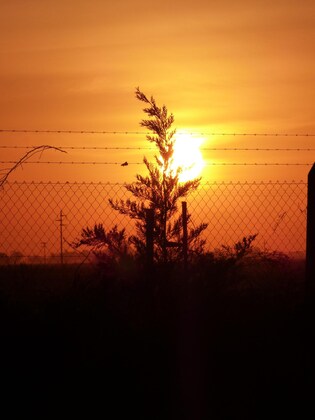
56 210 65 265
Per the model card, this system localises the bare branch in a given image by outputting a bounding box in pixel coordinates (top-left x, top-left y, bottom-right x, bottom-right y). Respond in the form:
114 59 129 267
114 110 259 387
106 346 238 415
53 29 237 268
0 145 66 188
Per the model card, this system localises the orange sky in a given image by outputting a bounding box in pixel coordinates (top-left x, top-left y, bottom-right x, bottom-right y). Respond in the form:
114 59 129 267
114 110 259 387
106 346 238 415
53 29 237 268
1 0 315 183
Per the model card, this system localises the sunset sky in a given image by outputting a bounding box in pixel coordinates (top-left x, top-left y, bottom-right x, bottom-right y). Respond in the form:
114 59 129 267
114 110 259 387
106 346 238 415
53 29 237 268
1 0 315 183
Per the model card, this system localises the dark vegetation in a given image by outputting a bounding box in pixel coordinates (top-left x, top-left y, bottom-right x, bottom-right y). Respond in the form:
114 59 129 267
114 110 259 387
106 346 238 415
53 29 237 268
0 257 312 418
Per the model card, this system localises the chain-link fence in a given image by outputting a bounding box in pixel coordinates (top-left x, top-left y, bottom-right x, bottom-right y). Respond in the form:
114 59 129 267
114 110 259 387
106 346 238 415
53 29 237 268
0 181 307 264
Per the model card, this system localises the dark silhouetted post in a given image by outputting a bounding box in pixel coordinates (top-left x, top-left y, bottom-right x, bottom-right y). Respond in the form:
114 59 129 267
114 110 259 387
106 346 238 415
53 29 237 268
57 210 65 265
182 201 188 270
306 163 315 301
41 242 47 264
146 208 154 272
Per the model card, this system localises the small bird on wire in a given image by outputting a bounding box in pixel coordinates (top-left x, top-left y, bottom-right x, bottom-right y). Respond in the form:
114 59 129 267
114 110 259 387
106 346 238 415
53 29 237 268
121 161 128 166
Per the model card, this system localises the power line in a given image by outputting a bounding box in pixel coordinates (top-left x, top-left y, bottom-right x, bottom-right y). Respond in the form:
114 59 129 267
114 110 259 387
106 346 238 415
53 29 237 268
0 160 313 166
1 129 315 137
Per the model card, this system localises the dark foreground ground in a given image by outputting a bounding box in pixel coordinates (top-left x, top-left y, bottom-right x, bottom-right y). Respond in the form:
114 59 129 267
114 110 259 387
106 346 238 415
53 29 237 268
0 259 314 418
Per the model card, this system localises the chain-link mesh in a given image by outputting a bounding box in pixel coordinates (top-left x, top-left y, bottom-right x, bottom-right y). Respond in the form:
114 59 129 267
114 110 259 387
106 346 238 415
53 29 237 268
0 181 307 264
187 182 306 256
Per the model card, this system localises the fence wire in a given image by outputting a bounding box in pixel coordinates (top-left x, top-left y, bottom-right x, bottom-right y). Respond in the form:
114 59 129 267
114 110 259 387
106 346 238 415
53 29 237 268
0 181 307 264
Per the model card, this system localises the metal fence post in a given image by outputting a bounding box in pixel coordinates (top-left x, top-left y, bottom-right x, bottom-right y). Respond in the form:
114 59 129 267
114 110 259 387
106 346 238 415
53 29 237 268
306 163 315 300
146 208 154 272
182 201 188 270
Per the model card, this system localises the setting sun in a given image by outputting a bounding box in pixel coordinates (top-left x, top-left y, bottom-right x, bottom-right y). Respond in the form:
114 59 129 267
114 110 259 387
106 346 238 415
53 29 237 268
171 132 205 182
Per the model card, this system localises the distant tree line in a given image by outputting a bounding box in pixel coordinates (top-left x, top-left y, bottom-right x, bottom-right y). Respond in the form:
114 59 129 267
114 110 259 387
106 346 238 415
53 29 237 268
0 250 89 265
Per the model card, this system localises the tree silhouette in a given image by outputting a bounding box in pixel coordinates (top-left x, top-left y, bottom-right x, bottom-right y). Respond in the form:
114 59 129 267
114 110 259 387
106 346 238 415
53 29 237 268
109 88 208 263
75 88 207 264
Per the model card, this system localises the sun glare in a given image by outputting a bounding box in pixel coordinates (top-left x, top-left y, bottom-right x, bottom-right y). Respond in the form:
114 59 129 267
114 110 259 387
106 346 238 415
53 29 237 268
171 132 205 182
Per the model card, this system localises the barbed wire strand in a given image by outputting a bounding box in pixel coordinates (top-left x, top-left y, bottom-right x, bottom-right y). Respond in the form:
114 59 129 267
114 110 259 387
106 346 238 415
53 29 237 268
1 129 315 136
0 160 313 166
1 145 315 152
2 180 307 185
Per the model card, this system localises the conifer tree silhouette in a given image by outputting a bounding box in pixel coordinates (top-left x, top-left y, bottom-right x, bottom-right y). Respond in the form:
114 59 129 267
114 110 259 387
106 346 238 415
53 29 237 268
109 88 207 263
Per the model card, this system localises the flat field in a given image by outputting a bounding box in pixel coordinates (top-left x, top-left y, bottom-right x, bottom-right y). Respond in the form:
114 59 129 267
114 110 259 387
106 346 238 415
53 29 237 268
0 259 312 418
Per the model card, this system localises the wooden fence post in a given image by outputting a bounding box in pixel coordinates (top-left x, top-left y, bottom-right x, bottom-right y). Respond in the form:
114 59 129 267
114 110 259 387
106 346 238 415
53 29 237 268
146 208 154 272
306 163 315 300
182 201 188 270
